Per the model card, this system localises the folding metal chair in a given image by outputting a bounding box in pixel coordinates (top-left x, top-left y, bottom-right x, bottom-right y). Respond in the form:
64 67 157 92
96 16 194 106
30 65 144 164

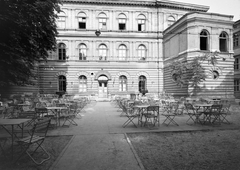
184 103 202 125
122 105 138 128
61 104 78 127
205 104 223 125
220 103 231 124
18 111 39 127
15 118 51 165
162 102 179 126
143 105 160 128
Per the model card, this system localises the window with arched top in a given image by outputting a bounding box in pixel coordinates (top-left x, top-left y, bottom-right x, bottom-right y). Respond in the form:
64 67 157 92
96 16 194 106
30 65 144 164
98 13 107 30
200 30 209 51
119 75 127 92
57 12 66 29
79 75 87 92
138 45 147 60
78 12 86 29
137 14 146 31
118 44 127 60
219 32 228 52
79 44 87 60
98 44 107 60
58 43 66 60
138 75 147 93
58 75 66 92
167 16 175 27
118 13 127 30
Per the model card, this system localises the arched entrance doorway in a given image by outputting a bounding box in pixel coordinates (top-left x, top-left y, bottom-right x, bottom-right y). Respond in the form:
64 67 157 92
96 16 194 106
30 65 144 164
98 75 108 98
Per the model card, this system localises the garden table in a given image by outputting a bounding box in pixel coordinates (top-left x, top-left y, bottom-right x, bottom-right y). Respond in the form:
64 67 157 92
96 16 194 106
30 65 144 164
46 106 68 126
0 118 31 159
133 105 150 126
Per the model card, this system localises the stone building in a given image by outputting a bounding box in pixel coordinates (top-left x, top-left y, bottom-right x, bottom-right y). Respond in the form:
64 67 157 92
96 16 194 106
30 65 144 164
234 19 240 98
0 0 236 99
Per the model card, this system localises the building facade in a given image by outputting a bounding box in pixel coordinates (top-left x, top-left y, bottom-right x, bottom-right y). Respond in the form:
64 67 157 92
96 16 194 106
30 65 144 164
234 20 240 98
0 0 235 99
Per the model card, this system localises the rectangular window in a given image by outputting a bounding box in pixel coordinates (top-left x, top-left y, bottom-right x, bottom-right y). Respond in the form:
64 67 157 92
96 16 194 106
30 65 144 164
234 79 239 92
119 19 126 30
234 35 239 47
57 17 66 29
78 17 86 29
99 19 107 30
234 58 239 70
138 20 145 31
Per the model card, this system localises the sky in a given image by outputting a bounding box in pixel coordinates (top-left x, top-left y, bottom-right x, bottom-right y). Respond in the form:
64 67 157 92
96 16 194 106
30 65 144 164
173 0 240 21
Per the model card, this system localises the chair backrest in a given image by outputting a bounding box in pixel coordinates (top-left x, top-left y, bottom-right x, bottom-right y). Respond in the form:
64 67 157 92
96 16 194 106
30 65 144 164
184 103 196 114
35 108 48 117
18 111 37 119
147 105 159 115
30 118 51 138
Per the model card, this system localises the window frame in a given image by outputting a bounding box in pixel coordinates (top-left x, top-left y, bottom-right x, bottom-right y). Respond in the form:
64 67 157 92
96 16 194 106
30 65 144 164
167 16 175 27
98 13 107 30
79 43 87 60
58 43 66 60
58 75 66 92
234 34 239 47
98 44 108 60
137 45 147 60
234 58 239 70
137 14 146 31
219 32 228 52
234 79 240 92
119 75 127 92
118 44 127 60
138 75 147 93
79 75 87 92
200 30 209 51
118 14 127 31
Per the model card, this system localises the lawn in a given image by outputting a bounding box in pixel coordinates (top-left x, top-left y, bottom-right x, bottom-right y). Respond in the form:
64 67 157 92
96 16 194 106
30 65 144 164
0 135 73 170
127 129 240 170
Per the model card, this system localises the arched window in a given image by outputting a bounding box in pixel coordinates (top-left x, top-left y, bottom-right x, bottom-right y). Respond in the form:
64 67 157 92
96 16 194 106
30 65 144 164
118 13 127 30
58 43 66 60
200 30 209 51
58 75 66 92
167 16 175 27
138 75 147 93
57 12 66 29
119 75 127 92
118 44 127 60
98 13 107 30
138 14 146 31
79 44 87 60
219 32 228 52
138 45 146 60
78 12 86 29
98 44 107 60
79 75 87 92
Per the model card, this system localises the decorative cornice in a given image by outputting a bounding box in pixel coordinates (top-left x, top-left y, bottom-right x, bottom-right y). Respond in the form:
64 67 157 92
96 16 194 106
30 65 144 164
61 0 209 12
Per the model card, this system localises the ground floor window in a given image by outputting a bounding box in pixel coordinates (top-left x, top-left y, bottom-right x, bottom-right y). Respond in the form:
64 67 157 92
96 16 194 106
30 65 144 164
234 79 240 92
58 75 66 92
138 75 147 93
119 75 127 91
79 75 87 92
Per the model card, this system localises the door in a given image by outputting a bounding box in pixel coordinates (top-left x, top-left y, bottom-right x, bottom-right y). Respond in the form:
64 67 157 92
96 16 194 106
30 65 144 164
98 75 108 98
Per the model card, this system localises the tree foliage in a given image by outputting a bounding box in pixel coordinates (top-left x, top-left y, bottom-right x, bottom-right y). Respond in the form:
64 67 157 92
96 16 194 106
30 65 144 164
169 51 223 90
0 0 61 86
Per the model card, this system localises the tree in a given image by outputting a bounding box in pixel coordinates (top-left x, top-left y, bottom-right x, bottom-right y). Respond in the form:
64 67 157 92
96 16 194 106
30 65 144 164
0 0 61 86
169 51 224 95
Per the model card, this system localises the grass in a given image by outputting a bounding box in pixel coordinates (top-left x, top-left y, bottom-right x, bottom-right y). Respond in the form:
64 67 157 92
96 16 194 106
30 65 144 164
0 135 73 170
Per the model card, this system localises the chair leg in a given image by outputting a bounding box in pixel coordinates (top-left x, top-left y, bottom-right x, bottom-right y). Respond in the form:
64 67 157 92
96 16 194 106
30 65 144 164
122 117 137 128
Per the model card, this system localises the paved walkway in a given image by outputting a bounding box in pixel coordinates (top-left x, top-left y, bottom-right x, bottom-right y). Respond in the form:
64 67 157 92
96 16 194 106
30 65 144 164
49 101 240 170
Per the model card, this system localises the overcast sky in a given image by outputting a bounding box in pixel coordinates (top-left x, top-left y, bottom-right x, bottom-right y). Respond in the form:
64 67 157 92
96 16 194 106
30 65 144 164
174 0 240 21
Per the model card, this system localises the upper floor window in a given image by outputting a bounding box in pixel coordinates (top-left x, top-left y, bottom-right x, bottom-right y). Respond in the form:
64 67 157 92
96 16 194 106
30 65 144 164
57 12 66 29
79 43 87 60
234 58 239 70
119 75 127 92
234 79 240 92
98 44 107 60
58 75 66 92
167 16 175 27
98 13 107 30
200 30 209 51
138 45 147 60
118 44 127 60
138 75 147 93
48 50 57 60
118 13 127 30
137 14 146 31
58 43 66 60
219 32 228 52
79 75 87 92
234 34 239 47
78 12 86 29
